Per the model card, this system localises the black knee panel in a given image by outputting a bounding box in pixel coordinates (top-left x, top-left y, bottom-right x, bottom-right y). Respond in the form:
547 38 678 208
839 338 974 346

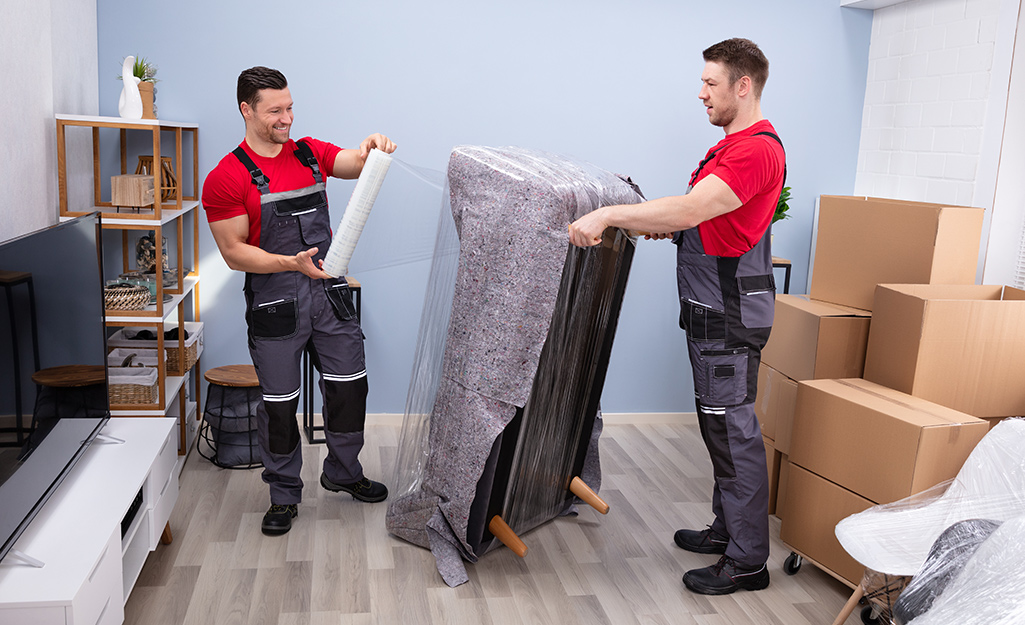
265 397 301 455
324 376 368 434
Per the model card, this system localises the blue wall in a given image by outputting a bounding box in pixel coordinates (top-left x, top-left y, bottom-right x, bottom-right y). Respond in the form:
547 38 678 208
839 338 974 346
96 0 872 413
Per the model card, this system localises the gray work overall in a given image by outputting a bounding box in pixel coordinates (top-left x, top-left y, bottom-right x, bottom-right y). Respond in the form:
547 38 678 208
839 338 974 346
234 141 368 505
676 135 780 568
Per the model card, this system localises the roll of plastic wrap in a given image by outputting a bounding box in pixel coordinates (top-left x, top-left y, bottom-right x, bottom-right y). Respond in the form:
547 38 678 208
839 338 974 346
322 148 393 277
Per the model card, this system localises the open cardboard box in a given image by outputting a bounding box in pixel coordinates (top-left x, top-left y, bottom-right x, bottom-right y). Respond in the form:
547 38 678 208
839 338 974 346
864 284 1025 418
810 196 983 311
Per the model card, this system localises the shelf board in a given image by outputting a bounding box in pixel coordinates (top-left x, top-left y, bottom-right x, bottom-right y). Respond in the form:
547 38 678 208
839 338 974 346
105 276 199 323
60 202 199 226
55 113 198 129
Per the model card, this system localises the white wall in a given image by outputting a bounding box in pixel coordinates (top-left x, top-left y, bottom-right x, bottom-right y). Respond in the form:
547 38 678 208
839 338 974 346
851 0 1022 283
0 0 97 243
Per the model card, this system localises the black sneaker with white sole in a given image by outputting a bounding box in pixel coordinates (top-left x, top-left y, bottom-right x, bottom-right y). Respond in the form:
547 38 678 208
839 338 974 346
320 472 388 502
261 503 297 536
674 526 729 554
683 555 770 595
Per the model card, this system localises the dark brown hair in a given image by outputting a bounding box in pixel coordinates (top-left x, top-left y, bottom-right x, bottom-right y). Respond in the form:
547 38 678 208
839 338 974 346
703 38 769 99
237 66 288 116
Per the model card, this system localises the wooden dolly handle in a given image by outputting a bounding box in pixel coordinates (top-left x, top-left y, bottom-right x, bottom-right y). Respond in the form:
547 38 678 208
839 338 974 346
488 515 527 558
570 476 610 515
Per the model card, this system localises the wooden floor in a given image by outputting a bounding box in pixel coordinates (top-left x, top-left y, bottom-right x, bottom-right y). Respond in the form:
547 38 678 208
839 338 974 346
125 420 863 625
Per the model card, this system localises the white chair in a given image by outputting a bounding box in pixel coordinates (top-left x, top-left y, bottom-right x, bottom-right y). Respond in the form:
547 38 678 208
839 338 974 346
831 418 1025 624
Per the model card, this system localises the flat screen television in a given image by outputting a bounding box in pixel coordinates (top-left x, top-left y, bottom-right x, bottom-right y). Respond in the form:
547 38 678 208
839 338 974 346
0 213 109 563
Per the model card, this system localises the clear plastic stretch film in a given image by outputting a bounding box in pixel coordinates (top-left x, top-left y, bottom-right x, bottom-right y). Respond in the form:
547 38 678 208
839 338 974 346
322 148 393 278
834 418 1025 621
385 146 644 585
499 227 634 537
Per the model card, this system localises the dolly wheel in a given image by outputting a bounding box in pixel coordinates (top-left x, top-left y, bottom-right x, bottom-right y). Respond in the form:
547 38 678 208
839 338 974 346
783 552 802 575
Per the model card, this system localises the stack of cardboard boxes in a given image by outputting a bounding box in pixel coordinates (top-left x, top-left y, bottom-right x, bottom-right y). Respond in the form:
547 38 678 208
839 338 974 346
757 195 1025 585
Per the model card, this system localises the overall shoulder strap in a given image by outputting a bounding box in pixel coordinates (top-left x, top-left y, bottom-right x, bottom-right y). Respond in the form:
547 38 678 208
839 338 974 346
753 131 787 189
231 147 271 194
292 139 324 183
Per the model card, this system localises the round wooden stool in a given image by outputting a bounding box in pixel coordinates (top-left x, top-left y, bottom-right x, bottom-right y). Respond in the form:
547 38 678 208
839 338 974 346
198 365 263 469
31 365 108 422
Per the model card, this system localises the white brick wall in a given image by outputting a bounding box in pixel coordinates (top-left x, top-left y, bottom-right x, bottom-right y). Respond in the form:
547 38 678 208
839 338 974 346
853 0 1003 205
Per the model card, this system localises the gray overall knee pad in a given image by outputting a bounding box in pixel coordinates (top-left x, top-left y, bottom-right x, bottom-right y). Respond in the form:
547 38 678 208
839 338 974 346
323 376 368 434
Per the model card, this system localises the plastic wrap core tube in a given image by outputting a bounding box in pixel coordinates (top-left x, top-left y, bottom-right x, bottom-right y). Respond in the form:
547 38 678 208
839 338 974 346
322 147 393 277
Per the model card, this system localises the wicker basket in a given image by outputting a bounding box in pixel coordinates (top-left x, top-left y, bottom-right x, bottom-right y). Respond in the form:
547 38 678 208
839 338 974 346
108 367 159 405
104 283 151 310
107 322 204 376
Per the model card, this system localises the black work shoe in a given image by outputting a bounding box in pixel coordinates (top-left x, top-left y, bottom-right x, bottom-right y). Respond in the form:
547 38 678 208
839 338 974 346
674 526 729 554
261 503 297 536
683 555 770 595
320 472 388 502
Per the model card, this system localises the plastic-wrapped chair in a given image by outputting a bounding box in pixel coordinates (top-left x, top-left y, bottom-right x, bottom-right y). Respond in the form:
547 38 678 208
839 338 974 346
903 514 1025 624
831 418 1025 625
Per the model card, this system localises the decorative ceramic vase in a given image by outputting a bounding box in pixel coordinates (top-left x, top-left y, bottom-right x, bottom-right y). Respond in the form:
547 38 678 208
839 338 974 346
138 81 155 119
118 56 143 120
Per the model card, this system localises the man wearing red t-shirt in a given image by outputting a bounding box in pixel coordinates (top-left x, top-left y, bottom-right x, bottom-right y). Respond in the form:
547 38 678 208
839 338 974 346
203 66 397 536
569 38 786 595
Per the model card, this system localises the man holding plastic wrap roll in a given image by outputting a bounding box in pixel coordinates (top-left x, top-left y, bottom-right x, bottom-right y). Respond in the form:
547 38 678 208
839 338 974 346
203 66 396 536
569 38 786 595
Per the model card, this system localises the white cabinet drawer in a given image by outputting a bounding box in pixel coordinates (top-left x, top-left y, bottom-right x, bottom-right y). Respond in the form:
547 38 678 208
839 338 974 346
71 529 124 625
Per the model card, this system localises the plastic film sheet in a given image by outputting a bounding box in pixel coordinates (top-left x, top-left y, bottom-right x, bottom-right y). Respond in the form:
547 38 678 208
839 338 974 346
385 146 644 586
834 418 1025 621
904 515 1025 624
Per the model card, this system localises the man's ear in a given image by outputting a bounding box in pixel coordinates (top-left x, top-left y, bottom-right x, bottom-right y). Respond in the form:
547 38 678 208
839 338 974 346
240 101 252 120
736 75 753 98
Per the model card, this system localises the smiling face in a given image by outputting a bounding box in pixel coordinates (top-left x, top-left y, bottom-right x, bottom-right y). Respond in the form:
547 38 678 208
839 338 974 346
243 87 293 150
698 61 741 130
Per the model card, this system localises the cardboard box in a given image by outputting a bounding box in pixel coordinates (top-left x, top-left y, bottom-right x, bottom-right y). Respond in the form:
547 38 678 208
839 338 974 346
755 363 799 453
810 196 983 311
775 454 790 521
111 174 155 207
762 295 872 382
764 436 781 515
790 378 988 505
779 464 872 586
864 284 1025 418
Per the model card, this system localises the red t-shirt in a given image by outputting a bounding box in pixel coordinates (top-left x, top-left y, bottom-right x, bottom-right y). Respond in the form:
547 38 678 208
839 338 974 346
692 120 786 257
202 137 343 246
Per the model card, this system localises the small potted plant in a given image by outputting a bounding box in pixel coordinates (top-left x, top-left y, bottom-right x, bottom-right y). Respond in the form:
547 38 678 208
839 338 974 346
773 186 792 225
117 56 158 119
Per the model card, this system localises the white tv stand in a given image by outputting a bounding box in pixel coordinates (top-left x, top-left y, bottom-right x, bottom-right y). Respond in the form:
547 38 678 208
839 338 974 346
0 418 178 625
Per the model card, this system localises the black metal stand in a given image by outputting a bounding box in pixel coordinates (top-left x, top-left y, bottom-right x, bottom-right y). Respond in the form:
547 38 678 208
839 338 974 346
1 271 40 447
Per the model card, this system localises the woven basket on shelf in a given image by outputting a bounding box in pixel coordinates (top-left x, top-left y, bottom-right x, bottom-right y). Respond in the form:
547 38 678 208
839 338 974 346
104 283 150 311
108 367 159 405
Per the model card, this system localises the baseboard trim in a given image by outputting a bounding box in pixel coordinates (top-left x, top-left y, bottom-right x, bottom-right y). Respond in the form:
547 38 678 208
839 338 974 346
359 412 698 427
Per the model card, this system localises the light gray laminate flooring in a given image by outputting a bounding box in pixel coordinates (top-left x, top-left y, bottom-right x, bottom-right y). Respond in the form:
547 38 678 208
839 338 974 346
124 421 861 624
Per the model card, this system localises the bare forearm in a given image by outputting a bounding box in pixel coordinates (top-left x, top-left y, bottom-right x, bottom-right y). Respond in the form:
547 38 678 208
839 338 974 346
603 195 704 233
218 241 301 274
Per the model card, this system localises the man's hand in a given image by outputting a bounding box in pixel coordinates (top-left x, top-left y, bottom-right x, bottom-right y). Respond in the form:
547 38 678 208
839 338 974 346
569 207 610 247
294 247 333 280
359 133 397 160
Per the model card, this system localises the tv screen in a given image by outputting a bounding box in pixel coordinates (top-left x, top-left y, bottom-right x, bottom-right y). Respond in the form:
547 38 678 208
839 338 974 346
0 213 109 562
